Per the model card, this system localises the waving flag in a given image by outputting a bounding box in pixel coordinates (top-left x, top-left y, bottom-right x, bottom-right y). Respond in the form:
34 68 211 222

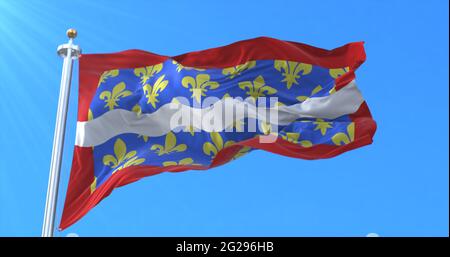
60 37 376 229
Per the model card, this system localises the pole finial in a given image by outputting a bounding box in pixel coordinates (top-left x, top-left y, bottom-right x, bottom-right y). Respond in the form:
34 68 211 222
66 28 77 39
57 29 81 58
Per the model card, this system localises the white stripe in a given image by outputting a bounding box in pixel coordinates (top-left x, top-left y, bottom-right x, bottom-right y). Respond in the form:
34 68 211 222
75 80 364 147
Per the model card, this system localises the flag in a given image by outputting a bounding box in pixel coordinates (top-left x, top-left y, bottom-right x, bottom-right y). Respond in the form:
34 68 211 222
60 37 376 229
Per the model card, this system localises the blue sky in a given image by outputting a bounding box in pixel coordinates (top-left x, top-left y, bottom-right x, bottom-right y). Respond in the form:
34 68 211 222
0 0 448 236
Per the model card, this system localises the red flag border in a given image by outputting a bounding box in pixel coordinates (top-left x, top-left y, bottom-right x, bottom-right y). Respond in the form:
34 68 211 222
60 37 374 230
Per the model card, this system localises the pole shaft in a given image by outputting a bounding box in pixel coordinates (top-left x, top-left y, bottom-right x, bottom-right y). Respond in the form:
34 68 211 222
42 41 74 237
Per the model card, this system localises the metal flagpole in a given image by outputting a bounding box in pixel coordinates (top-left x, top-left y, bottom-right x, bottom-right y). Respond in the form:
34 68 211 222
42 29 81 237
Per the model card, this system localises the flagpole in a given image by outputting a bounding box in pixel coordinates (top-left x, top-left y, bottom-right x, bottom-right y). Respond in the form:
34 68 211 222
42 29 81 237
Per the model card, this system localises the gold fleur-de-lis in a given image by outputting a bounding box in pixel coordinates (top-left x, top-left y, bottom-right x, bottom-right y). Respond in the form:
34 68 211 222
203 132 235 159
185 125 196 136
98 69 119 87
261 122 271 135
131 104 149 141
275 101 285 107
132 104 142 117
222 61 256 79
172 60 205 72
138 135 149 142
99 82 132 110
134 64 163 85
233 146 252 160
238 75 277 99
151 131 187 156
143 74 169 108
182 74 219 103
163 157 201 167
103 138 146 174
329 67 350 79
274 61 312 89
329 87 336 95
90 176 97 194
88 109 94 121
296 85 323 102
313 118 333 135
332 123 355 145
281 132 313 147
259 121 279 136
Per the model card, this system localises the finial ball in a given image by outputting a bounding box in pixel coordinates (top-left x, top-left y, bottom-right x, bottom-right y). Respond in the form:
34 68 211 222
66 29 77 39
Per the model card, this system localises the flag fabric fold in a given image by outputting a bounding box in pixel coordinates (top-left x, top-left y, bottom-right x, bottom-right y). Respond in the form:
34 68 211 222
60 37 376 230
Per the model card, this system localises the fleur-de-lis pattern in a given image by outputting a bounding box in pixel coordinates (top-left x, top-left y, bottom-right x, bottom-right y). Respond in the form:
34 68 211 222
90 59 360 189
151 131 187 156
172 60 205 72
313 118 333 136
332 122 355 145
296 85 323 102
102 138 145 174
222 61 256 79
134 64 163 85
329 67 350 79
98 69 119 87
99 82 132 110
203 132 235 159
274 60 312 89
91 59 340 117
88 108 94 121
132 104 142 117
280 132 313 147
233 146 252 160
163 157 200 167
260 121 273 135
90 176 97 194
239 75 277 99
143 74 169 108
182 74 219 103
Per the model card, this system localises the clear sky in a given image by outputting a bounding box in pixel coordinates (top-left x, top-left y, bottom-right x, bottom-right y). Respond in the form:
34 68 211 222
0 0 448 237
